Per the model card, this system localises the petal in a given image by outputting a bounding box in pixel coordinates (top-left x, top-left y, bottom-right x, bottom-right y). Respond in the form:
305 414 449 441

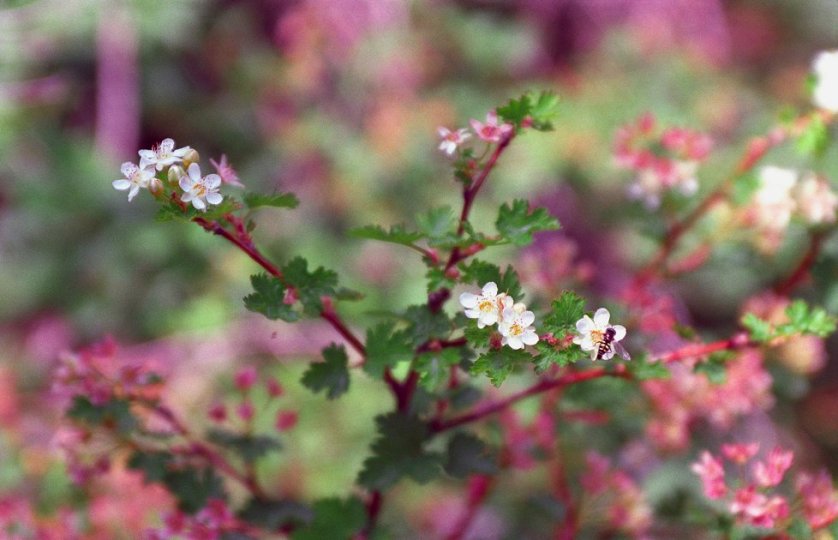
112 179 131 190
464 308 479 319
507 336 523 350
181 192 194 203
576 316 594 334
173 145 192 157
520 311 535 326
160 138 175 152
522 330 539 345
500 307 515 321
206 192 223 205
204 174 221 189
600 349 615 361
127 185 140 201
482 282 498 297
480 312 498 326
138 149 154 161
460 292 478 308
593 308 610 327
437 126 450 138
179 176 193 192
611 325 626 341
120 162 137 177
188 162 202 181
469 119 483 132
578 337 594 350
192 197 206 211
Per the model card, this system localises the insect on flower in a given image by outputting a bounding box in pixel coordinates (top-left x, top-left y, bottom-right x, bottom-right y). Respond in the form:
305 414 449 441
574 307 630 361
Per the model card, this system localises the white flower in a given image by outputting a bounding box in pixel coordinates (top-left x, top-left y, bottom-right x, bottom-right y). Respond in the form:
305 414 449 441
178 163 223 211
573 307 627 361
795 173 837 224
812 50 838 112
112 162 154 202
139 138 193 171
459 282 507 328
498 302 539 350
753 166 798 231
437 127 471 156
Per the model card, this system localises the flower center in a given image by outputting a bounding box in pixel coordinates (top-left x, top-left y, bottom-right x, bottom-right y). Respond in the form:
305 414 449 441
509 323 523 336
591 329 604 342
478 299 495 313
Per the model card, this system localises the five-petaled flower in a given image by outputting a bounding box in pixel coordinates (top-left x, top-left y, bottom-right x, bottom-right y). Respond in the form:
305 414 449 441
498 301 539 350
179 163 223 211
470 111 513 143
112 162 155 202
573 307 628 361
459 281 507 328
437 127 471 156
139 138 193 171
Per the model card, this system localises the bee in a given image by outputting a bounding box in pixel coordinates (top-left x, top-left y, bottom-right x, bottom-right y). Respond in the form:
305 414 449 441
591 327 631 362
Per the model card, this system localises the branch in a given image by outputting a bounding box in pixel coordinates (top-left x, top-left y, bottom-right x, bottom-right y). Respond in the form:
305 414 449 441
444 475 494 540
653 332 753 364
773 231 827 297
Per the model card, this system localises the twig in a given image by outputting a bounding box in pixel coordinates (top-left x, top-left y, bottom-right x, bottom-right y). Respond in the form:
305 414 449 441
653 332 753 364
444 475 494 540
773 231 827 296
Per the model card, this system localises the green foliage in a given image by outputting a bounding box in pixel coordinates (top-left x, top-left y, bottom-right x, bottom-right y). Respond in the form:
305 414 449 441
693 353 732 384
459 259 523 300
425 267 456 292
446 384 483 410
291 497 367 540
496 91 561 131
415 348 460 390
542 291 586 335
532 341 578 371
463 323 493 348
628 353 671 380
155 198 241 223
401 305 452 346
281 257 344 316
206 428 282 464
416 206 458 247
243 273 298 322
301 344 351 399
495 199 560 247
729 172 761 206
470 347 531 387
796 115 830 157
742 300 836 343
67 396 138 435
358 413 441 490
444 432 498 478
238 499 312 530
350 224 424 247
363 322 414 378
128 451 225 513
243 191 299 209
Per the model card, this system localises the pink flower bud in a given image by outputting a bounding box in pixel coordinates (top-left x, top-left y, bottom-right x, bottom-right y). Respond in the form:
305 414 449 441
265 377 284 398
275 410 298 431
234 366 258 391
236 401 255 422
208 402 227 423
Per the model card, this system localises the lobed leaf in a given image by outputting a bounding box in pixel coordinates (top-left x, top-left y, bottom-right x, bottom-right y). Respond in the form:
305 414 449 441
243 273 298 322
243 191 299 209
301 344 350 399
206 428 282 464
470 348 531 387
495 199 560 247
350 223 424 247
363 322 414 379
291 497 366 540
444 432 498 478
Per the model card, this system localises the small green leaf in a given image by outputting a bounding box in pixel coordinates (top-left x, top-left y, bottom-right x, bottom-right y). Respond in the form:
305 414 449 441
415 348 460 390
542 291 586 335
444 432 498 478
730 173 761 206
496 94 532 129
628 354 671 381
207 428 282 464
471 348 530 387
741 313 773 342
164 466 226 514
796 115 830 157
426 267 456 292
67 396 138 434
495 199 560 246
364 323 414 378
243 192 299 209
446 385 483 411
417 206 458 247
281 257 341 316
402 305 452 346
529 91 561 131
351 224 423 247
301 344 351 399
127 451 174 483
243 273 298 322
694 353 730 384
292 497 366 540
459 260 523 300
533 342 579 371
357 413 442 490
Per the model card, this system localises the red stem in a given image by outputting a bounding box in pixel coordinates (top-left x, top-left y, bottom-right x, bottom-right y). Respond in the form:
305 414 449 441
653 332 753 364
444 475 494 540
773 231 826 297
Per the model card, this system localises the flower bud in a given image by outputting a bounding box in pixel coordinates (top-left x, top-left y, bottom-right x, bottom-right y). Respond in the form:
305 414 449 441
182 149 200 167
168 165 185 185
148 177 164 196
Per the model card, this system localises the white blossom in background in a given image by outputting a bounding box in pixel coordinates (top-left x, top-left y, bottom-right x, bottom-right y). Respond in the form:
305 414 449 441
437 127 471 156
459 282 507 328
626 160 700 210
498 302 539 350
470 111 513 143
139 138 193 171
112 162 154 202
573 307 627 361
794 173 838 225
753 166 798 231
812 50 838 112
179 163 223 211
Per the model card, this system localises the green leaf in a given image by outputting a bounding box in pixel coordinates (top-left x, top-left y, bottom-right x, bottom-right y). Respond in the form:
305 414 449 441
207 428 282 464
364 323 414 378
426 267 456 292
497 94 532 129
292 497 366 540
529 91 561 131
358 413 442 490
459 260 523 300
164 466 226 514
239 498 312 530
446 385 483 411
796 115 830 158
127 451 174 483
416 206 458 247
301 344 350 399
628 354 671 381
415 348 460 390
694 353 731 384
533 341 579 371
282 257 341 316
67 396 138 434
542 291 586 335
402 305 452 346
730 173 761 206
243 192 299 210
470 348 530 387
741 313 773 342
243 273 298 322
351 224 423 247
444 432 498 478
495 199 560 246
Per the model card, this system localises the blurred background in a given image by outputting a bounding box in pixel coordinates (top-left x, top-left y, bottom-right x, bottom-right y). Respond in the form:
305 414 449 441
1 0 838 537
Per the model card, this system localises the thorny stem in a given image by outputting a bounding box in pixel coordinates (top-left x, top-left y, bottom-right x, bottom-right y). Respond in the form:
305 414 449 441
634 110 834 285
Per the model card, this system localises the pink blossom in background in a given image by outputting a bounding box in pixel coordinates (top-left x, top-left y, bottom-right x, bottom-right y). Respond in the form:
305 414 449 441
753 447 794 487
797 470 838 529
691 451 726 500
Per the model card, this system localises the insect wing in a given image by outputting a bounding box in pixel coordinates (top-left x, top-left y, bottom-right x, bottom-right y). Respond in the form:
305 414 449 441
613 341 631 361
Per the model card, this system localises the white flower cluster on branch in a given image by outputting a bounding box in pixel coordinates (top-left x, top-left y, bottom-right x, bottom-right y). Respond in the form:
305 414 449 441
459 282 539 350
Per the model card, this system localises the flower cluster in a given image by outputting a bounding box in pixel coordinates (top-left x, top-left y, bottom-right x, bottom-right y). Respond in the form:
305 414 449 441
614 113 713 209
692 444 838 531
459 282 539 350
812 49 838 112
573 307 629 361
209 366 297 433
144 499 243 540
437 111 513 156
113 137 230 211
